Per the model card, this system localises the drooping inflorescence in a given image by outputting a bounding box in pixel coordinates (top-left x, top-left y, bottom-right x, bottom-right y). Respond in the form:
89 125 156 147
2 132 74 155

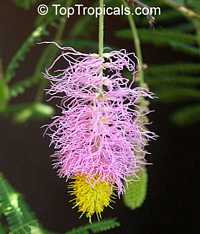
44 42 155 220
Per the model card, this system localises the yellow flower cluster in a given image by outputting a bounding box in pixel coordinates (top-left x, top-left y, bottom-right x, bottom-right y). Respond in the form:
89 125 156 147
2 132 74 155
69 175 114 221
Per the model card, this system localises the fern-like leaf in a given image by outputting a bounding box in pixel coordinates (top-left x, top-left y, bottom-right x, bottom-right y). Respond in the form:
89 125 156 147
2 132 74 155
5 26 47 83
65 219 120 234
116 28 200 56
89 219 120 233
0 175 43 233
116 29 197 45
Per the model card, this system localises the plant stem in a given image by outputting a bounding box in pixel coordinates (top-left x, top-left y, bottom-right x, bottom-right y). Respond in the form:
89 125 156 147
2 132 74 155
122 0 144 87
99 0 104 56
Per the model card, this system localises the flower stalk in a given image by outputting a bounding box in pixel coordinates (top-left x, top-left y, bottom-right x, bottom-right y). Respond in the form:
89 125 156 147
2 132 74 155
99 0 104 57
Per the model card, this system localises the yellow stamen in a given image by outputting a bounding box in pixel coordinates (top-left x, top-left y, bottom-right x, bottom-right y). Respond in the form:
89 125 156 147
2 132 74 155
69 175 113 222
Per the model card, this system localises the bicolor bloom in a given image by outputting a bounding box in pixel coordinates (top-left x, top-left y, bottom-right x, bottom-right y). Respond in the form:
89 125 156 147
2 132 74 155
44 42 155 219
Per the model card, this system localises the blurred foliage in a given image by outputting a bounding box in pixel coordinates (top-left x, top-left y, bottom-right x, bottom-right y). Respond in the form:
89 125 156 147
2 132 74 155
171 104 200 126
1 0 200 232
14 0 42 10
0 174 120 234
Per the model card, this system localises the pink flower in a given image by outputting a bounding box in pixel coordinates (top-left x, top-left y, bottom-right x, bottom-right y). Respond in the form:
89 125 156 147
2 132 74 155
45 43 155 195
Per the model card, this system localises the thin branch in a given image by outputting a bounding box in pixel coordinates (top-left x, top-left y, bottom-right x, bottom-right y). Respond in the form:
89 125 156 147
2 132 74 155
128 0 155 26
123 0 145 86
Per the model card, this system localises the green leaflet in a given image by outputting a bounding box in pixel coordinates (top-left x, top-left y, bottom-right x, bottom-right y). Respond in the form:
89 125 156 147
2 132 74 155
0 80 9 111
123 169 148 210
171 105 200 126
66 219 120 234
